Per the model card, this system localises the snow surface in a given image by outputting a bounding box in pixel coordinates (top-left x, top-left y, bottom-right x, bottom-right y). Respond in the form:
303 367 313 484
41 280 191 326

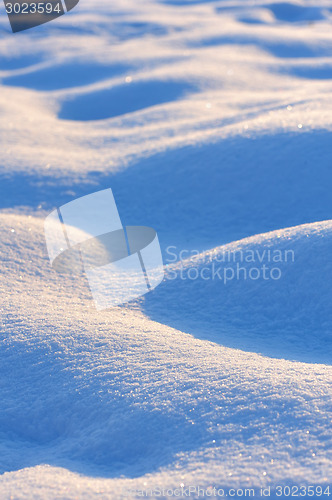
0 0 331 498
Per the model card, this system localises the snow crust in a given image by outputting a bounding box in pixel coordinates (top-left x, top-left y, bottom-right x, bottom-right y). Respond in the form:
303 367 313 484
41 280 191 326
0 0 331 497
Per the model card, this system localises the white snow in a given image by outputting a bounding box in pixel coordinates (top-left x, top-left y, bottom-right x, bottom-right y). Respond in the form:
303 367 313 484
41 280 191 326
0 0 331 498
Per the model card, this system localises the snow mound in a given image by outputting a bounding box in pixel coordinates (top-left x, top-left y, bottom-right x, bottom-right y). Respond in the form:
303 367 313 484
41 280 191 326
144 220 332 364
0 214 331 495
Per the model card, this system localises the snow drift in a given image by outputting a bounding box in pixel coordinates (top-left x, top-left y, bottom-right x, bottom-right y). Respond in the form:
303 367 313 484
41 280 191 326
0 0 331 497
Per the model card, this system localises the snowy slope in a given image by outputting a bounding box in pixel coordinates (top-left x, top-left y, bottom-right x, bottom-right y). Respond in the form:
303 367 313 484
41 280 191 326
0 0 331 498
145 220 332 364
0 214 331 499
